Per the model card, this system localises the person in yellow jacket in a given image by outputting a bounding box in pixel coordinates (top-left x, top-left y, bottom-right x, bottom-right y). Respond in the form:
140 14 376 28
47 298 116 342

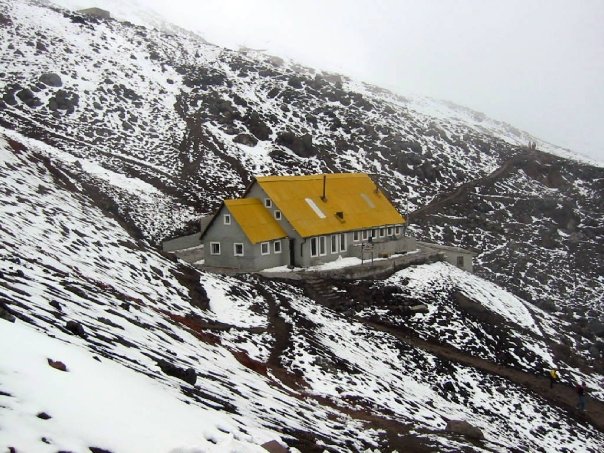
549 368 560 388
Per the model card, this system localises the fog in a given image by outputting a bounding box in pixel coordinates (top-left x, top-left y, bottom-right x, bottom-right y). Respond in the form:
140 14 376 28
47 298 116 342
52 0 604 162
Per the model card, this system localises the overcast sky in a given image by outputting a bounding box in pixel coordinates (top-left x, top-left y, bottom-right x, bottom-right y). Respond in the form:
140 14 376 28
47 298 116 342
54 0 604 162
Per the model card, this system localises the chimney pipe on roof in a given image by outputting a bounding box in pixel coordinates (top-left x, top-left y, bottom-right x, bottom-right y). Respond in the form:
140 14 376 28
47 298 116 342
321 174 327 202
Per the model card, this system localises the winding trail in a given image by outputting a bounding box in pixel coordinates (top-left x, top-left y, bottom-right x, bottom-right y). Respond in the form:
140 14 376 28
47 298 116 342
411 149 541 218
364 319 604 432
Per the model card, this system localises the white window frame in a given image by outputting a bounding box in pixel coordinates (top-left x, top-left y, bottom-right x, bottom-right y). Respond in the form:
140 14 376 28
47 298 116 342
339 233 347 252
261 242 270 255
233 243 244 256
330 234 338 254
395 225 401 235
274 240 282 254
264 198 272 208
353 231 360 242
362 230 369 241
310 237 318 257
319 236 327 256
371 229 377 239
274 210 282 220
387 226 393 236
210 242 221 255
224 214 231 225
379 227 386 238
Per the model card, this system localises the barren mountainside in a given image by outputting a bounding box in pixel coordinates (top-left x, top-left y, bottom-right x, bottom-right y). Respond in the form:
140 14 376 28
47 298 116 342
1 1 604 452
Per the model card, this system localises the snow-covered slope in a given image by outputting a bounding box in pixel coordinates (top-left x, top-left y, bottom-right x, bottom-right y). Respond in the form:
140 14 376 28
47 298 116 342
1 0 601 328
2 131 604 452
2 0 604 450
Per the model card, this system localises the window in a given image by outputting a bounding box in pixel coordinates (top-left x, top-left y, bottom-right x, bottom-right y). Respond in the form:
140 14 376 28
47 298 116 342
274 210 282 220
330 234 338 254
210 242 221 255
387 226 393 236
371 229 377 239
274 240 282 254
319 236 327 256
379 227 386 238
362 230 369 241
339 233 347 252
310 237 318 257
353 231 360 242
234 243 244 256
457 256 464 268
261 242 270 255
224 214 231 225
264 198 272 208
395 225 401 236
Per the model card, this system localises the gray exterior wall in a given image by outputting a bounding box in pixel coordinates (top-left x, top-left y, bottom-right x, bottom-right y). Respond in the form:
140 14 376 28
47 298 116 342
202 204 289 271
246 184 305 266
162 232 201 252
417 241 475 273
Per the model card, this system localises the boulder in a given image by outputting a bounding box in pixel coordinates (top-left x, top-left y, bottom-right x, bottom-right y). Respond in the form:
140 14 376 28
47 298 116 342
48 89 79 113
245 112 272 140
47 358 68 372
233 133 258 147
261 440 288 453
156 359 197 385
409 304 429 314
588 319 604 337
445 419 484 440
65 320 86 337
442 380 456 392
16 88 42 108
0 303 15 323
276 131 314 158
89 447 113 453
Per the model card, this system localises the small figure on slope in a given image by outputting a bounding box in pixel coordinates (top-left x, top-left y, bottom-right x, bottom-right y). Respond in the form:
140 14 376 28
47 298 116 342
576 382 587 412
549 368 560 389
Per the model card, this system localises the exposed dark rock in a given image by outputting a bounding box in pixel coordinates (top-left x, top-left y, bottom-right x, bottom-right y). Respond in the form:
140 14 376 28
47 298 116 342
288 76 304 89
233 133 258 147
16 88 42 108
39 72 63 87
245 112 272 141
0 303 16 323
48 358 68 372
0 13 12 26
65 320 86 337
36 40 47 52
37 412 52 420
262 440 289 453
156 359 197 385
77 8 111 20
267 87 280 98
442 381 456 392
445 419 484 440
588 320 604 337
276 131 314 158
48 89 79 113
89 447 113 453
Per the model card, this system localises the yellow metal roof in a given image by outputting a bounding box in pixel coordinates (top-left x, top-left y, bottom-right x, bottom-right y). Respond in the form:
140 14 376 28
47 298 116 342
225 198 287 244
256 173 405 237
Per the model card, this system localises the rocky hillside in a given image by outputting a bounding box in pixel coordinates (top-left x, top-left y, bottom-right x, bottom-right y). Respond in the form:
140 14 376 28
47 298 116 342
2 131 604 452
1 1 604 451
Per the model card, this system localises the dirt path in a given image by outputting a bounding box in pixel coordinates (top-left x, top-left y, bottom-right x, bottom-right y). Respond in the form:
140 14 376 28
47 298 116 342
364 319 604 432
411 149 539 219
